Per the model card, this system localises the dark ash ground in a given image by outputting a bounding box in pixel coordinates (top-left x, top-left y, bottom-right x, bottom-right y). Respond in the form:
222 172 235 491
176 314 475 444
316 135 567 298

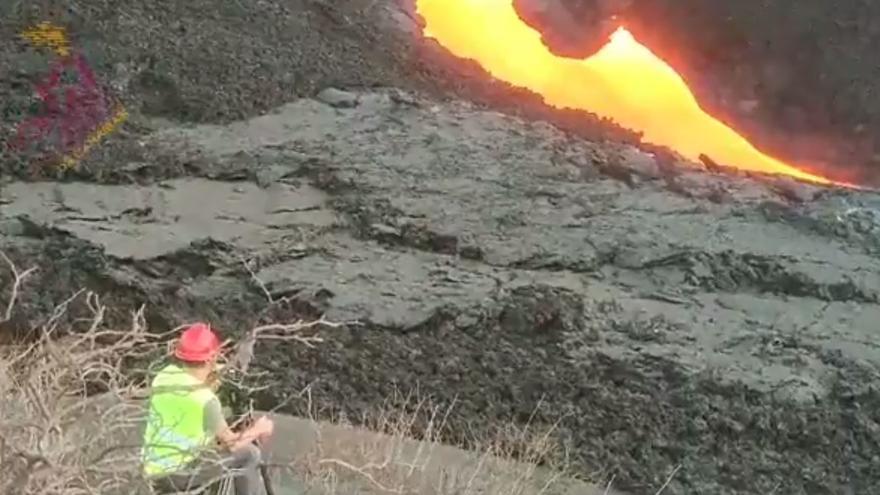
2 1 880 494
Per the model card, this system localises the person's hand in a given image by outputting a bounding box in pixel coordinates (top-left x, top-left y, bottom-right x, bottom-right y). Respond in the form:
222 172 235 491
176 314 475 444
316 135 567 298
207 373 221 392
253 416 274 440
207 363 224 391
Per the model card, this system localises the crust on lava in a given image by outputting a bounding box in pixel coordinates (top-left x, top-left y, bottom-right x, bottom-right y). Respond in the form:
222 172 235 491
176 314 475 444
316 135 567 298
514 0 880 186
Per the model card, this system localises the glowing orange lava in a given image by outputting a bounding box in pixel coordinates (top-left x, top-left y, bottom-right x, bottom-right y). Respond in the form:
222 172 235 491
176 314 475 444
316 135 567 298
416 0 835 185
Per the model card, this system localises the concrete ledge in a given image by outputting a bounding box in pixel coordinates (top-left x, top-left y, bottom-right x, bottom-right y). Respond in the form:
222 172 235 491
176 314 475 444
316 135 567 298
73 395 618 494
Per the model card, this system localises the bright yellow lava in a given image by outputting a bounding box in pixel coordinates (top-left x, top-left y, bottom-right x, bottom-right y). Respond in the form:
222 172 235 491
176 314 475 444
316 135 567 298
416 0 833 185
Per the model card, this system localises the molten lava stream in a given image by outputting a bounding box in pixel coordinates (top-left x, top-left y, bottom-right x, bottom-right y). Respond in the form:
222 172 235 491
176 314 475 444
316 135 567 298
416 0 835 185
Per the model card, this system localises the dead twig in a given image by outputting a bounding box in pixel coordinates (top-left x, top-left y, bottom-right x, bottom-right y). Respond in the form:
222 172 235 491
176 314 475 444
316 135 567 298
655 464 681 494
239 255 274 304
0 250 38 324
603 474 616 495
230 315 353 374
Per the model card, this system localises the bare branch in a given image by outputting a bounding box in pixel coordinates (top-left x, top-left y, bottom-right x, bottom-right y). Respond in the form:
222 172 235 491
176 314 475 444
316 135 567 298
655 464 682 495
0 250 38 324
603 474 616 495
239 255 274 304
229 315 353 374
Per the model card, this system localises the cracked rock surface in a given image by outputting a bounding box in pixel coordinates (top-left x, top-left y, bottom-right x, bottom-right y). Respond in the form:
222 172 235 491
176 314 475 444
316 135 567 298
3 90 880 494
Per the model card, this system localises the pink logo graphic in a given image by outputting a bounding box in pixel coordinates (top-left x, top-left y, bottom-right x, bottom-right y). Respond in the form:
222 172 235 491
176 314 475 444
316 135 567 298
9 23 126 170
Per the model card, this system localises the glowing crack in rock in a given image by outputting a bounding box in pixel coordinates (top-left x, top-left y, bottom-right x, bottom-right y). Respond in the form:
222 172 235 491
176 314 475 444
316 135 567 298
415 0 835 185
12 22 127 171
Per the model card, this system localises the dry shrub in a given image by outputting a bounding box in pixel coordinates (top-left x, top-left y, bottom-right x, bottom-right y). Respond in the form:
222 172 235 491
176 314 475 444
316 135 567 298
0 252 166 495
0 251 331 495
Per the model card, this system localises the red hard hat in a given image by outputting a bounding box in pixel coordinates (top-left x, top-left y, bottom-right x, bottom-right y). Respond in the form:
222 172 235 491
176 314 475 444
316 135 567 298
175 322 221 362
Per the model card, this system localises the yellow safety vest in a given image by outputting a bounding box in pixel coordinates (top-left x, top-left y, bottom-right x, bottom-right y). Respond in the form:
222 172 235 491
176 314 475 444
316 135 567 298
141 364 217 476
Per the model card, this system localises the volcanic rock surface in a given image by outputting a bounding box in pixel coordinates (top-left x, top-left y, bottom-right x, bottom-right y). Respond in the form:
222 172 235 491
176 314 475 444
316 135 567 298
2 1 880 494
515 0 880 185
4 89 880 494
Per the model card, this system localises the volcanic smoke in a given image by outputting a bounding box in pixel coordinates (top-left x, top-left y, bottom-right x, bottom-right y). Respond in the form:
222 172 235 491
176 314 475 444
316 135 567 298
415 0 836 185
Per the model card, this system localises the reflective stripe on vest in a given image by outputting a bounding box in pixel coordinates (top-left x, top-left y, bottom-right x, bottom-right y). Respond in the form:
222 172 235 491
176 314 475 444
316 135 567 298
141 364 216 476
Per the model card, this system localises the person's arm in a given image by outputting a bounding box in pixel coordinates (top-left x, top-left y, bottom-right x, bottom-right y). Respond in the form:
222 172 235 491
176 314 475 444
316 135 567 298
217 420 269 452
203 397 272 452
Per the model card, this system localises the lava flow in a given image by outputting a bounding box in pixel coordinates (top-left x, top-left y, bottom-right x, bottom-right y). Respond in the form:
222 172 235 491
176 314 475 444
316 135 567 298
415 0 836 185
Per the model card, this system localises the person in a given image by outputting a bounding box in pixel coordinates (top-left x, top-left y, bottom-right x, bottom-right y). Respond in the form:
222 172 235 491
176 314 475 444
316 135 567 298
141 322 275 495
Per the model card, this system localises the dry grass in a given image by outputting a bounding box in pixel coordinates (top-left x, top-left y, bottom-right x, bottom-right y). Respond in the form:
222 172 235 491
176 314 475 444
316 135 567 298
0 252 162 494
283 391 574 495
0 251 582 495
